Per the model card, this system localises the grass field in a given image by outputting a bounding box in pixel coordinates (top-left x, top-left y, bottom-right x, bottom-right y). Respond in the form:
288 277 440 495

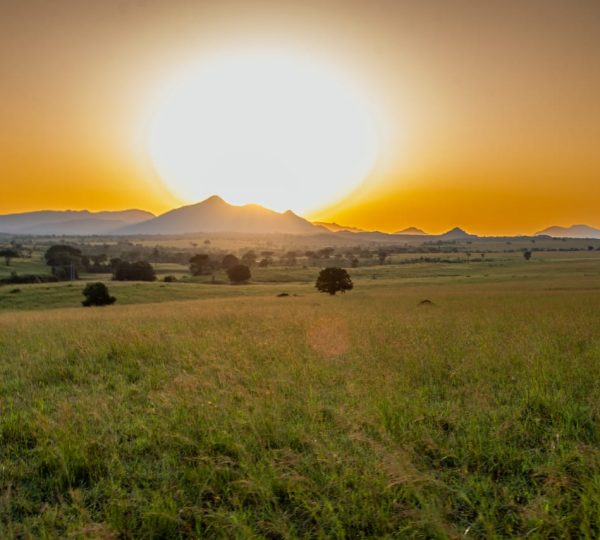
1 254 600 538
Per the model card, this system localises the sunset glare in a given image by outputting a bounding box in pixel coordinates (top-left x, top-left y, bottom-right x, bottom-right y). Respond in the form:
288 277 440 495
148 51 379 213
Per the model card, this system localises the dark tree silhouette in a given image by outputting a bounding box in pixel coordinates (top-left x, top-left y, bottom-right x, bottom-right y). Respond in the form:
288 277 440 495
82 282 116 307
523 250 532 261
0 248 18 266
241 251 257 267
378 251 389 264
113 261 156 281
189 254 212 275
44 245 82 280
221 254 240 269
316 267 354 295
227 264 251 283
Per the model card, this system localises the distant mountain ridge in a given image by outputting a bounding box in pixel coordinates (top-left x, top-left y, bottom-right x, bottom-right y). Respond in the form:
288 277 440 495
314 221 367 233
119 196 323 235
395 227 428 235
536 225 600 239
0 209 154 235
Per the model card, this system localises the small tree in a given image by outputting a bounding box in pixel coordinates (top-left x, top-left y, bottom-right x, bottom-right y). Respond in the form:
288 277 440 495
0 248 18 266
82 282 116 307
523 250 532 261
189 254 212 275
316 267 354 295
378 251 389 265
227 264 251 284
221 254 240 270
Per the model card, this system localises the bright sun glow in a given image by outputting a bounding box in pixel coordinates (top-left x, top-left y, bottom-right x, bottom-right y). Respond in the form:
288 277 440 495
148 51 379 214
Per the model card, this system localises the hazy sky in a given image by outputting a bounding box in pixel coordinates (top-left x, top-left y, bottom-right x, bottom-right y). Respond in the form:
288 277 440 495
1 0 599 234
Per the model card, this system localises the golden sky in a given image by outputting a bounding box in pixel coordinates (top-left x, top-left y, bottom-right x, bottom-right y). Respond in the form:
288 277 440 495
1 0 599 234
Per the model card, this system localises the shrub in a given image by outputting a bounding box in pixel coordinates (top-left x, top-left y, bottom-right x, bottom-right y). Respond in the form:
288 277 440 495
227 264 251 284
82 282 116 307
316 267 354 295
113 261 156 281
163 275 178 283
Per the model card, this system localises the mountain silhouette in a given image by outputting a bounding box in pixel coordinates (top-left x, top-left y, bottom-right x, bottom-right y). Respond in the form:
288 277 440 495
314 221 367 233
0 209 153 235
395 227 428 235
536 225 600 239
438 227 475 240
119 196 323 235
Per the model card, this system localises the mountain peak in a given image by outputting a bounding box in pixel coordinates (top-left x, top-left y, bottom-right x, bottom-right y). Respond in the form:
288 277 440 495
395 227 427 235
439 227 474 239
202 195 227 205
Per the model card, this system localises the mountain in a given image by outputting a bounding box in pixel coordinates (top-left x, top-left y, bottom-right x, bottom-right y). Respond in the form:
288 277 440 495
313 221 367 233
536 225 600 239
0 209 154 235
119 196 324 235
395 227 428 235
438 227 476 240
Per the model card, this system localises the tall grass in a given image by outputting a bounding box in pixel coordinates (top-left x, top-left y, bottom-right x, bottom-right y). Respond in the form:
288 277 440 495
0 284 599 538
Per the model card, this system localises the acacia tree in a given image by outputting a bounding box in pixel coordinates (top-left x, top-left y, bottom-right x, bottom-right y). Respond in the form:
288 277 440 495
315 267 354 295
0 248 18 266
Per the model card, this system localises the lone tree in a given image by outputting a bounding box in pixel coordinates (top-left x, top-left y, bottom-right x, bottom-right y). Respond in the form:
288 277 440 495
0 248 19 266
227 264 251 284
316 267 354 295
82 282 116 307
523 250 532 261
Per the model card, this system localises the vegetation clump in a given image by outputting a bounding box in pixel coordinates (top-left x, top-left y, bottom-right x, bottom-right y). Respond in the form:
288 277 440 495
113 261 156 282
82 282 116 307
316 267 354 295
227 264 251 283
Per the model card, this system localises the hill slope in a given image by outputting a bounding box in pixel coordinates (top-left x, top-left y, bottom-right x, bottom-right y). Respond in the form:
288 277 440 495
0 209 154 235
536 225 600 239
120 196 324 235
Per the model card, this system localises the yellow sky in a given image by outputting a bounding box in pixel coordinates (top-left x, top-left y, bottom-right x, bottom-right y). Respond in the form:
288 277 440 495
1 0 599 234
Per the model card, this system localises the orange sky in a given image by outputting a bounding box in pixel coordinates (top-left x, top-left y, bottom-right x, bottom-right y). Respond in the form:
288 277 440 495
1 0 599 235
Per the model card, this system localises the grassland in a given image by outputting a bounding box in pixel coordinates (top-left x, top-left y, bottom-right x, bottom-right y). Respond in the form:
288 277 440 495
1 252 600 538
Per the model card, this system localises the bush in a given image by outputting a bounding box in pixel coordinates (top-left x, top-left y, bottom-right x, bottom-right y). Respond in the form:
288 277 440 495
163 275 178 283
227 264 251 284
316 267 354 295
82 282 116 307
113 261 156 281
0 273 58 285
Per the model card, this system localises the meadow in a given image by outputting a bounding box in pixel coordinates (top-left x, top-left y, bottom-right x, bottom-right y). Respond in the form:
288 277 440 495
1 249 600 538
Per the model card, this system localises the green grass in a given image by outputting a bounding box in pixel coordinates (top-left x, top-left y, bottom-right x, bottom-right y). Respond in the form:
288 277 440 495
0 257 600 537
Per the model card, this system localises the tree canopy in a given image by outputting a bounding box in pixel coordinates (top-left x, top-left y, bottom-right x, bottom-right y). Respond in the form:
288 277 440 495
315 267 354 295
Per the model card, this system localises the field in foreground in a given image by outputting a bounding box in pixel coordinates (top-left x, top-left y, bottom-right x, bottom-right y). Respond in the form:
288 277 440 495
1 274 600 538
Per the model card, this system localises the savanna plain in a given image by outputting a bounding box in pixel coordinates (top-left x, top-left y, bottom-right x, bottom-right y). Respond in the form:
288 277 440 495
1 243 600 538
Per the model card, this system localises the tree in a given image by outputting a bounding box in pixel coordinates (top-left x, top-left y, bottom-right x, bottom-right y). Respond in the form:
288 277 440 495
44 245 82 280
378 251 389 265
523 250 532 261
0 248 18 266
189 254 212 275
221 254 240 270
241 251 257 267
315 267 354 295
82 282 116 307
113 261 156 281
227 264 251 284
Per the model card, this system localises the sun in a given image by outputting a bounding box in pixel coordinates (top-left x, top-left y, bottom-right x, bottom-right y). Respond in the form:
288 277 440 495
148 50 379 214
